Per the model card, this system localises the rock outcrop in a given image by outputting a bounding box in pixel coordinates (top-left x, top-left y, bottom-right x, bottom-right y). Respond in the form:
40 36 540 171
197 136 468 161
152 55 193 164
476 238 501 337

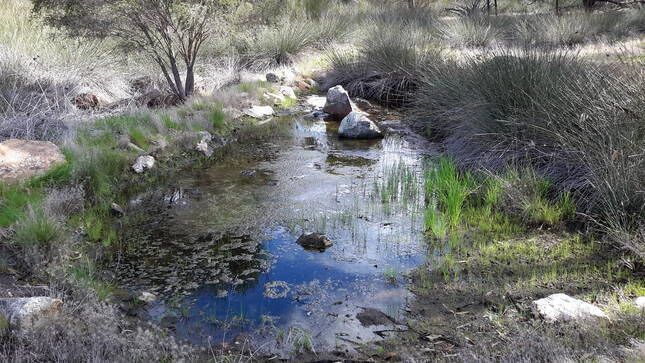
0 297 63 332
531 293 608 323
338 112 383 139
323 85 353 119
0 139 66 183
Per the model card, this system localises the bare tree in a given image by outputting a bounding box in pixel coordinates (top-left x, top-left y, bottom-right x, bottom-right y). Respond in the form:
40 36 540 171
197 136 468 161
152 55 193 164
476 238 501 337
32 0 231 99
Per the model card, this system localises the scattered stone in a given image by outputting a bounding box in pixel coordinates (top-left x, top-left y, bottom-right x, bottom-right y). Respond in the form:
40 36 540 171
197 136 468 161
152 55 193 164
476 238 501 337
264 281 290 299
132 155 155 174
296 232 333 251
0 297 63 331
137 292 157 303
531 293 608 323
195 140 213 157
72 93 100 110
266 73 280 83
0 139 66 184
635 296 645 310
356 307 395 327
264 92 285 105
323 85 353 120
243 105 274 119
110 202 125 218
280 86 297 99
338 112 383 139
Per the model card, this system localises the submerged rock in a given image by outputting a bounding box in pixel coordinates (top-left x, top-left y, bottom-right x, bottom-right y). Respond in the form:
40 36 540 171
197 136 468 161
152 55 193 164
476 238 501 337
244 105 274 119
137 292 157 303
0 297 63 332
323 85 353 120
356 307 395 327
0 139 66 184
264 281 290 299
531 293 608 323
132 155 155 173
296 233 333 251
338 112 383 139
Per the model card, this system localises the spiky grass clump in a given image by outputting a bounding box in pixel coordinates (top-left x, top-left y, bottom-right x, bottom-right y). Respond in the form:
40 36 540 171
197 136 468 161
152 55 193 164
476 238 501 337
13 208 61 247
439 17 503 48
414 50 644 256
324 24 440 105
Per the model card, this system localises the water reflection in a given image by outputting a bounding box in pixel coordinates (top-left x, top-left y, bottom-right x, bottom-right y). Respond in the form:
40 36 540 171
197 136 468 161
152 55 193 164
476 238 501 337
115 115 429 353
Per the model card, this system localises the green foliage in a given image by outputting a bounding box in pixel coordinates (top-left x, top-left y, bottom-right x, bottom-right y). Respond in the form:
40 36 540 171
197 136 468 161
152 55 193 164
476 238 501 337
13 208 61 247
425 158 474 229
0 184 43 228
161 114 180 130
209 104 227 130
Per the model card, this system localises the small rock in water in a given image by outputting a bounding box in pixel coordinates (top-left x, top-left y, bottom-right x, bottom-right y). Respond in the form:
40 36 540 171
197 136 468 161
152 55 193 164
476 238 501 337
296 232 333 251
323 85 353 120
0 297 63 332
132 155 155 173
356 308 395 327
137 292 157 303
338 112 383 139
244 105 274 119
531 293 608 323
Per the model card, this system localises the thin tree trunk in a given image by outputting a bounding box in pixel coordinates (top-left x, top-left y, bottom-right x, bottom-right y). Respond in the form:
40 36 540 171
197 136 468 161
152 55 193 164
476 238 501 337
169 57 185 97
185 64 195 97
408 0 415 8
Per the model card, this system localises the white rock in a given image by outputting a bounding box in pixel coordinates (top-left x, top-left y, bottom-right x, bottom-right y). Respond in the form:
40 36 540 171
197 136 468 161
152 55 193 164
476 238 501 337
635 296 645 310
132 155 155 173
531 293 608 323
280 86 297 99
244 105 274 119
197 131 212 143
0 297 63 331
339 112 383 139
138 292 157 303
195 140 213 157
323 85 353 119
306 95 327 110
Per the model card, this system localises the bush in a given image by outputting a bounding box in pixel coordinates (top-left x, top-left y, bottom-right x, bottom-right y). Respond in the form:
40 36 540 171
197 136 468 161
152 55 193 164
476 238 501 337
13 208 61 247
413 50 644 256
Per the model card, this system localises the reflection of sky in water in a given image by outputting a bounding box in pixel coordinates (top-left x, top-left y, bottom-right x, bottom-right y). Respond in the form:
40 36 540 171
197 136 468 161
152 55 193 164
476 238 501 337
133 116 428 352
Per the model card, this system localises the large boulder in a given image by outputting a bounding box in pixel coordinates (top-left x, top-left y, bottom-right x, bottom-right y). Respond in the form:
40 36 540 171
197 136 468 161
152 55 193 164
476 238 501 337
0 139 66 184
531 293 608 323
296 233 333 251
338 112 383 139
0 297 63 332
323 85 353 119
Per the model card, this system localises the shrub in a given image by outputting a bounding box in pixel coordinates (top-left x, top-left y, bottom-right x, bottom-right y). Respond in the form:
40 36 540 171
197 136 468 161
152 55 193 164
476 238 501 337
439 17 503 48
413 50 644 255
13 208 61 247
